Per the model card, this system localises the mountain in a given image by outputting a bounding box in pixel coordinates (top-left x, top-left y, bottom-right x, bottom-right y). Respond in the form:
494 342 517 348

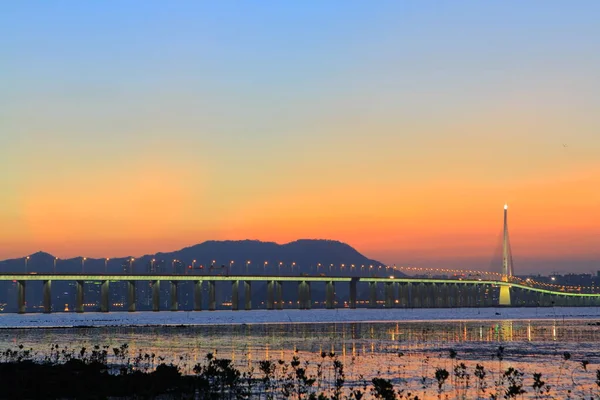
0 239 396 276
0 240 402 312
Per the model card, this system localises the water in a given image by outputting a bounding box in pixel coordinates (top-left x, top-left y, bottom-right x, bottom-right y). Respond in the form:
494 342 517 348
1 308 600 399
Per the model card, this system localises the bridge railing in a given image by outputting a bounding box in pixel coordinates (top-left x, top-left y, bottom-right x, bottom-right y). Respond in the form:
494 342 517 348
395 266 600 295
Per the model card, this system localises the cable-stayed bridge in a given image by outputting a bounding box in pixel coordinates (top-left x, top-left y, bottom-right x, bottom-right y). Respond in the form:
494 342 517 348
2 206 599 313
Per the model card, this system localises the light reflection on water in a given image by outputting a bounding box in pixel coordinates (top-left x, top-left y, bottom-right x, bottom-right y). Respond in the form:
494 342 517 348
1 319 600 397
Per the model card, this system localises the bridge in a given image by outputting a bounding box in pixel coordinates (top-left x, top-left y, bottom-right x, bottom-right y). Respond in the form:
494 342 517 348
3 273 600 314
4 205 600 313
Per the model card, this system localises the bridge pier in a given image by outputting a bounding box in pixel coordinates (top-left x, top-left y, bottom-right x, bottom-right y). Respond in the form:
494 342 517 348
43 280 52 313
444 284 451 307
450 283 457 307
418 283 427 308
453 284 461 307
432 283 439 307
454 284 462 307
444 283 453 308
297 282 303 309
369 282 377 308
523 288 532 306
412 283 420 307
426 283 434 308
537 292 545 307
244 281 251 310
276 281 283 310
3 274 600 313
385 282 395 308
298 281 312 309
456 284 464 307
298 281 306 309
406 283 413 307
469 284 477 307
435 283 444 307
194 280 203 311
441 283 450 308
398 283 410 308
152 280 160 311
208 281 216 310
326 281 335 309
397 283 404 307
466 284 474 307
485 285 493 307
499 284 511 306
349 279 357 309
127 281 136 312
465 284 473 307
530 290 539 306
477 285 485 307
76 280 84 313
17 281 26 314
464 284 473 307
418 283 426 307
231 281 239 311
100 280 110 312
267 281 275 310
170 281 178 311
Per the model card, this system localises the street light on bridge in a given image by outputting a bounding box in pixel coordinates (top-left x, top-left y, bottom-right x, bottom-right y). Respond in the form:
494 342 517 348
82 257 87 273
104 258 109 274
54 257 59 274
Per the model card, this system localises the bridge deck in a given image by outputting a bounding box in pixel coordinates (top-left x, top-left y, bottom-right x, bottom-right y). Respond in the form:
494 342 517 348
1 274 598 297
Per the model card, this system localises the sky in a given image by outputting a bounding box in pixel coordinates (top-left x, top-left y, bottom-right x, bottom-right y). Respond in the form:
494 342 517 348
2 1 600 273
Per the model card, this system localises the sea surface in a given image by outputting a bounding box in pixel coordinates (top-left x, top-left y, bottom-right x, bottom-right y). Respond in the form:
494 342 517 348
1 307 600 399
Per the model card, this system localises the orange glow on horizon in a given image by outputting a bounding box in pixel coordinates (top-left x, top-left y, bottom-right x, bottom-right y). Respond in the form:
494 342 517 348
3 164 597 264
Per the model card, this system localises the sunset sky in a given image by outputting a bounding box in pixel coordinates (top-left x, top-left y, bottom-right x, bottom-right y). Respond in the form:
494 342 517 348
2 2 599 273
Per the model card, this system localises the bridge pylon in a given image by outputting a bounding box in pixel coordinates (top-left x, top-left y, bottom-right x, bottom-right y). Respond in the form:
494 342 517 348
499 204 513 306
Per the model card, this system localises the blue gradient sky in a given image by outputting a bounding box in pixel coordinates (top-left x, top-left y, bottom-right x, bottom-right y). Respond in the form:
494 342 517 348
2 2 600 273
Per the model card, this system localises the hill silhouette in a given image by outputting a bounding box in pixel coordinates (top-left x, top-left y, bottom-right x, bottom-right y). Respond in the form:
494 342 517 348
0 240 402 312
0 239 395 276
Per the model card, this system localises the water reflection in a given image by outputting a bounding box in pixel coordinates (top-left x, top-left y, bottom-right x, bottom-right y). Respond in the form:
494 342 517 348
1 319 600 392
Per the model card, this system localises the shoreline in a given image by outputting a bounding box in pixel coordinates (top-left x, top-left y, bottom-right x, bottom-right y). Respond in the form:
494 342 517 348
1 307 599 329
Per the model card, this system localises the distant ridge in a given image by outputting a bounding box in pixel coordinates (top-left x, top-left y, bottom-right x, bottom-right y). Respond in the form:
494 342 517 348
0 239 397 276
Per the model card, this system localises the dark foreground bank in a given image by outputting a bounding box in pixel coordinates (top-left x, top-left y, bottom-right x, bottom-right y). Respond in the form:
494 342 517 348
1 344 600 399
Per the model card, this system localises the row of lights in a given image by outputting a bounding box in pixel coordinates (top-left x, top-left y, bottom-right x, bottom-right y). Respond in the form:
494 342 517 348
22 257 598 293
397 266 598 293
22 257 393 274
